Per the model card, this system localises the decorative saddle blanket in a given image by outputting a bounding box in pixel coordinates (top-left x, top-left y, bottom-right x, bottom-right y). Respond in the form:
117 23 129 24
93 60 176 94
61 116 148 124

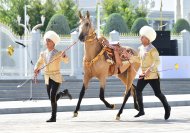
98 37 135 75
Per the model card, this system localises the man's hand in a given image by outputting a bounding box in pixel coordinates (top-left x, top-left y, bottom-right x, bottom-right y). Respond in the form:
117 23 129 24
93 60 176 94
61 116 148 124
34 68 40 76
139 68 152 79
121 49 132 60
61 51 67 58
139 73 145 79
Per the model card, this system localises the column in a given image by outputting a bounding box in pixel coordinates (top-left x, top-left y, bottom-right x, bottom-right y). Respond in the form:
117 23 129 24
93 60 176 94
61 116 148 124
70 31 82 78
109 30 119 42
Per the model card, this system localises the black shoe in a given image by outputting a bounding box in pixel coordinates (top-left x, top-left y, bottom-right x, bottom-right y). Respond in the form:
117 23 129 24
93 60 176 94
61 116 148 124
46 117 56 122
156 93 171 120
134 111 145 118
63 89 72 100
165 106 171 120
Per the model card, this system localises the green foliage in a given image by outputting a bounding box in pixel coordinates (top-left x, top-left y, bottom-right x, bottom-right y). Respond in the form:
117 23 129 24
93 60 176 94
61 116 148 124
131 17 148 34
102 0 120 15
172 19 190 33
102 0 148 30
103 13 129 35
135 5 148 18
0 0 28 35
40 0 56 33
0 0 79 35
46 14 70 35
0 0 56 35
27 0 44 32
57 0 79 30
117 0 135 30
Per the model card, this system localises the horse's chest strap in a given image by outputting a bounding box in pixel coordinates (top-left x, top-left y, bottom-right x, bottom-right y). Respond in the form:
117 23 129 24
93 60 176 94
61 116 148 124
84 48 106 67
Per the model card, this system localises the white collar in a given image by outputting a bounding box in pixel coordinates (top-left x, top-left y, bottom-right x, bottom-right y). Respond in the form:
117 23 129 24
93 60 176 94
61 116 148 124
139 44 155 59
47 49 54 53
143 45 149 49
140 44 154 51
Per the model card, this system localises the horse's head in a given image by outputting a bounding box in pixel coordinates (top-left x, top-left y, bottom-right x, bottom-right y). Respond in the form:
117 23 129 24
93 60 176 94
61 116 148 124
78 11 93 42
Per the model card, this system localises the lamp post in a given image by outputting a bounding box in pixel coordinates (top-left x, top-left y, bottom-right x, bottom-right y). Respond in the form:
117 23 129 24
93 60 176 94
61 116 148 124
17 5 30 77
17 5 45 100
32 15 45 32
17 6 45 76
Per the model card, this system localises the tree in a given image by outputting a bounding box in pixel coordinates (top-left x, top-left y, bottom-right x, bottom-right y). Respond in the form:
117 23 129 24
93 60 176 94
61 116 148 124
0 0 28 35
102 0 148 30
172 19 190 33
27 0 44 32
46 14 70 35
0 0 56 35
118 0 136 30
135 4 148 18
131 17 148 34
103 13 129 35
40 0 56 33
57 0 79 31
102 0 120 16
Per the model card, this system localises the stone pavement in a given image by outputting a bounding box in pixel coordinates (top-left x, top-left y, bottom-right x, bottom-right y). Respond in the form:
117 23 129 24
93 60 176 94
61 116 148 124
0 106 189 133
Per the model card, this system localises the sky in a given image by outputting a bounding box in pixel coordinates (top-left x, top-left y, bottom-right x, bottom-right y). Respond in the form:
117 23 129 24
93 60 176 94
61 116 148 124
151 0 175 11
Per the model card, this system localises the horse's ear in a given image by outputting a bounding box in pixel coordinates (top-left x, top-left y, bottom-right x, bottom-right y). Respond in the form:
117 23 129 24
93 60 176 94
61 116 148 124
86 11 90 19
78 11 83 19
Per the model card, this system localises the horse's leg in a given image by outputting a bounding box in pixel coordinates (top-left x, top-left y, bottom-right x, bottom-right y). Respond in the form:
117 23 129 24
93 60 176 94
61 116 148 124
116 89 131 120
116 64 139 120
129 63 140 111
131 84 139 111
116 72 133 120
73 75 91 117
99 78 115 109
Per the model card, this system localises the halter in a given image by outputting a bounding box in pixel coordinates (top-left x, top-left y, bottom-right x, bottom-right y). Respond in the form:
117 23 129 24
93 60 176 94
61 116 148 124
83 30 106 67
84 30 97 42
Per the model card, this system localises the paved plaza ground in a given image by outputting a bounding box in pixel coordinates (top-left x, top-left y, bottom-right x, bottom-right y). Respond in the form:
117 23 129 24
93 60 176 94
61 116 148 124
1 79 190 132
0 106 189 133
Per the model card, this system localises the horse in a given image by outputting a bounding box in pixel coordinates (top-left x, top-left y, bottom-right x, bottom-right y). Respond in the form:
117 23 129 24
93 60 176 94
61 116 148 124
73 11 140 120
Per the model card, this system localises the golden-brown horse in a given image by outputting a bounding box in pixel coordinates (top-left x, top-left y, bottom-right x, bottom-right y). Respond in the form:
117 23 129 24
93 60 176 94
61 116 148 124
74 11 140 120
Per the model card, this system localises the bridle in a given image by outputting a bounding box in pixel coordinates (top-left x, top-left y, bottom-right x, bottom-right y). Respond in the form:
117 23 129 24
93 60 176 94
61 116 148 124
84 30 97 42
82 29 107 67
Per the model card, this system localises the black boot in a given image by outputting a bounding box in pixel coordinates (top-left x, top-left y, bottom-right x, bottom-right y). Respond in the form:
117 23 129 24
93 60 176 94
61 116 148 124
58 89 72 100
47 102 57 122
46 117 56 122
156 93 171 120
134 91 145 117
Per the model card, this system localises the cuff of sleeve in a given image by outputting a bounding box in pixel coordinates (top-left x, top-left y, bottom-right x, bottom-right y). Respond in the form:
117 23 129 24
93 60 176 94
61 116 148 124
63 57 69 64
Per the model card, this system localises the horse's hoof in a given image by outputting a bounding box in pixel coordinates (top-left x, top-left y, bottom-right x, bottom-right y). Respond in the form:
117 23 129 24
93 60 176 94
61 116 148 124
111 104 116 109
116 115 120 120
73 112 78 117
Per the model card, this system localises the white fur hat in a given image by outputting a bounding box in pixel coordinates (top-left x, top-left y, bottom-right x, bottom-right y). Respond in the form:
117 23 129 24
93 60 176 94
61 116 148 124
139 26 157 42
44 31 60 45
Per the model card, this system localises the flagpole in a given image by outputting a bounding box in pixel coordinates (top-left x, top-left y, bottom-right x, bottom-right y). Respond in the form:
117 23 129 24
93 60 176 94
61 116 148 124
160 0 163 31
